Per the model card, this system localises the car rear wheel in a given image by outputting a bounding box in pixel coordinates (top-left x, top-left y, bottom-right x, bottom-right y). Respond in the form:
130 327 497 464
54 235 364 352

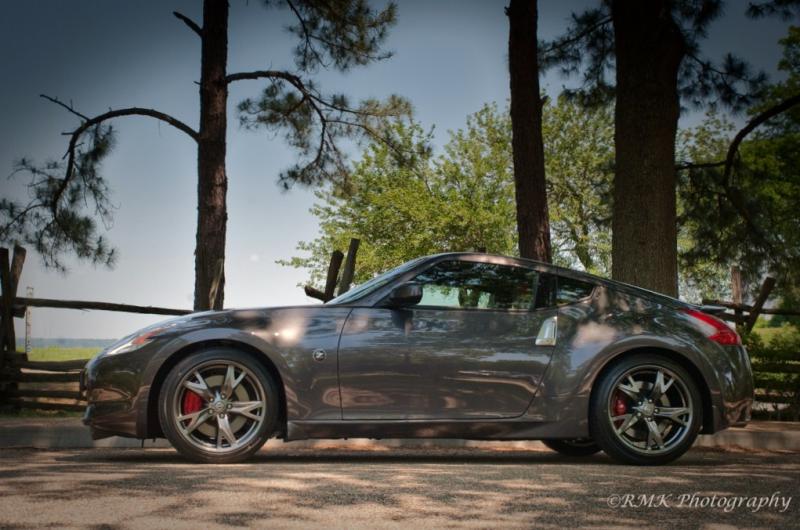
589 354 702 465
159 348 279 463
541 438 602 457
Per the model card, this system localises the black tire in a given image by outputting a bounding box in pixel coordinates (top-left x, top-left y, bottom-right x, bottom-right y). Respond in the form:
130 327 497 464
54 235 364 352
541 438 602 457
589 353 703 465
159 348 280 464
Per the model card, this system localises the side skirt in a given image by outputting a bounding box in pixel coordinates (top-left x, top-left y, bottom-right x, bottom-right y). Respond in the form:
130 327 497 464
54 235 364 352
286 419 584 441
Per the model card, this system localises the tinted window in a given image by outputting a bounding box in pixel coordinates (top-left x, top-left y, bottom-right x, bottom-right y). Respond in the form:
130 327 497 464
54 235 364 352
412 260 546 311
556 276 595 304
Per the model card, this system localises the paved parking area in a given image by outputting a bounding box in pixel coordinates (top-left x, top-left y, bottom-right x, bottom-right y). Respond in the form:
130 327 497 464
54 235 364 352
0 445 798 529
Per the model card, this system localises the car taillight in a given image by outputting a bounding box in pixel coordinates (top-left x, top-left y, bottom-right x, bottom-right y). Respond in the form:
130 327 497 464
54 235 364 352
682 308 741 345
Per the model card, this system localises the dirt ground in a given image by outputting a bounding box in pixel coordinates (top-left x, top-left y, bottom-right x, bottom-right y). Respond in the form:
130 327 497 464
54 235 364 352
0 445 798 529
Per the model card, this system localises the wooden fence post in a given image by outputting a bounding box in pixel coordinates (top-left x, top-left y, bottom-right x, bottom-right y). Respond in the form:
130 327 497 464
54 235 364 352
337 238 360 296
731 266 743 328
0 246 25 407
0 248 16 366
745 277 776 333
323 250 344 301
304 250 344 302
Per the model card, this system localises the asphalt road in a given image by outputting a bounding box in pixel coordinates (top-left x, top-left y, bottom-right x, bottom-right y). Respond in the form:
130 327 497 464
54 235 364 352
0 445 798 529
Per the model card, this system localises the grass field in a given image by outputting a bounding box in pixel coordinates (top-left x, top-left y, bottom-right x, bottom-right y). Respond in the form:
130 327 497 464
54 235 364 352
753 325 798 345
26 346 102 362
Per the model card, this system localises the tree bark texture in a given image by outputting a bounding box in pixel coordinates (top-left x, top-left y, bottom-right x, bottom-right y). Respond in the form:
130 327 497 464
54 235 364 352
611 0 683 296
194 0 229 310
507 0 552 262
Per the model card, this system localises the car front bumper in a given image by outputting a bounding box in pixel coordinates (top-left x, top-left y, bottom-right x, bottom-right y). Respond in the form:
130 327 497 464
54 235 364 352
80 349 152 440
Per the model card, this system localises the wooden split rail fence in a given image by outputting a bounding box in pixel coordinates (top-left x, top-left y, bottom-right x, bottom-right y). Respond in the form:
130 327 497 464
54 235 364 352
703 268 800 419
0 246 194 413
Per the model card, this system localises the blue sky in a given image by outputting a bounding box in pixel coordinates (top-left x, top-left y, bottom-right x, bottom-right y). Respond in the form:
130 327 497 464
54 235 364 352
0 0 793 339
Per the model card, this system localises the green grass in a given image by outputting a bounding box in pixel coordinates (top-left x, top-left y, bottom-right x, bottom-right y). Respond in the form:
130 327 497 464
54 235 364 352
753 325 798 345
26 346 101 362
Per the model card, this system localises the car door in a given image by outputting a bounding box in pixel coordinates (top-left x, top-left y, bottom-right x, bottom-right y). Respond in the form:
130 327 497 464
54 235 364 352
337 258 559 420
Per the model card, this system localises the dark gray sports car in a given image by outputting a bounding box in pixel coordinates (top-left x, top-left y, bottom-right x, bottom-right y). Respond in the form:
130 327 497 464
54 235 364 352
81 253 753 465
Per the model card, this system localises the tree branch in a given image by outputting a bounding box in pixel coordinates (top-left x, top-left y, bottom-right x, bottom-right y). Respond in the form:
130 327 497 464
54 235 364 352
39 95 89 121
540 14 612 57
285 0 326 67
173 11 202 36
41 95 199 217
723 92 800 184
226 69 304 86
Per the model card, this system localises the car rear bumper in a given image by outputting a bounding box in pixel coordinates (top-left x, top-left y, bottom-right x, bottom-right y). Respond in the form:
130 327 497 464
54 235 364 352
713 344 754 431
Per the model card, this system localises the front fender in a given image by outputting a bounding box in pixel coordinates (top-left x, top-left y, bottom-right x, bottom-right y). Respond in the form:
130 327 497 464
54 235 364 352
137 307 351 437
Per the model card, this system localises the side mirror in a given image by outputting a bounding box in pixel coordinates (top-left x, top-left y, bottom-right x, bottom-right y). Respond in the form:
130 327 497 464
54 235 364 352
387 283 423 307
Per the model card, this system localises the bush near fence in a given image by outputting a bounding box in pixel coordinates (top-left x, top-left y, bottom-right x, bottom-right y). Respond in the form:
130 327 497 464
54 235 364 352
748 329 800 421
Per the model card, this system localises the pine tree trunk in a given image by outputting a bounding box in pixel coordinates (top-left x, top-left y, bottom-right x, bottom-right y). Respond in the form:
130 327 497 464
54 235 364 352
507 0 551 262
194 0 229 311
611 0 684 297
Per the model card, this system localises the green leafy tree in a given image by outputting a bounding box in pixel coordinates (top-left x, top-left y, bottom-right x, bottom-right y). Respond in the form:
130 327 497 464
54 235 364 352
282 99 616 288
0 0 409 310
544 98 613 275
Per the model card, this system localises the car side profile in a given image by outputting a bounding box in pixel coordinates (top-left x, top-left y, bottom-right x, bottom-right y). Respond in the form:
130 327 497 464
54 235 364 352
81 253 753 465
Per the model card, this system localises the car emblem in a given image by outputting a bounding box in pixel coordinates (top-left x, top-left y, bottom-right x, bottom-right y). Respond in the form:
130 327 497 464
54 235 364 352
312 349 327 362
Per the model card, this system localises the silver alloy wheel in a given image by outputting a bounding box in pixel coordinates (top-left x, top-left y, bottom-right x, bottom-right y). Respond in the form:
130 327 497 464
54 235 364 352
173 360 267 453
607 364 693 455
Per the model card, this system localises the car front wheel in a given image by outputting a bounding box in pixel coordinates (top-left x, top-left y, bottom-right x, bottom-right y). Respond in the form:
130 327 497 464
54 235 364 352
589 354 702 465
159 348 279 463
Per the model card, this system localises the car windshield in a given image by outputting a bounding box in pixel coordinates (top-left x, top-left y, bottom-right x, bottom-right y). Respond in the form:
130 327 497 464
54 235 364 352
326 257 426 305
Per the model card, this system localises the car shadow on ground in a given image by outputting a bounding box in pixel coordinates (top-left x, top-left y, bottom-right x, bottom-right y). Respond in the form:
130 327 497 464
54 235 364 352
1 447 798 528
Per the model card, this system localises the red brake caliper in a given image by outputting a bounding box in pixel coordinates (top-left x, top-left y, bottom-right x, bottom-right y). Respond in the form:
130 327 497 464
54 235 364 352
612 391 627 426
182 391 203 415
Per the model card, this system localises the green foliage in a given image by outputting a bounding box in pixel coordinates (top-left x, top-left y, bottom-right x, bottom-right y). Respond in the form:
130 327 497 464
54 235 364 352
0 124 117 271
237 87 411 188
240 1 410 188
544 99 613 275
278 114 516 287
281 98 617 287
678 27 800 299
275 0 398 72
745 325 800 420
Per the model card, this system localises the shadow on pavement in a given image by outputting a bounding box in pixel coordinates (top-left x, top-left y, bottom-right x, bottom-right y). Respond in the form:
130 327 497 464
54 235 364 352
0 447 797 528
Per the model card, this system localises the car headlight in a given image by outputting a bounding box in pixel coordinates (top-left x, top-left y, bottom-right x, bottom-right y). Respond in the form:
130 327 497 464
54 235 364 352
105 326 171 356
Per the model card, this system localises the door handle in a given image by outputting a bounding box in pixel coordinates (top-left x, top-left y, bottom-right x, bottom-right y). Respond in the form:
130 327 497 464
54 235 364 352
535 316 558 346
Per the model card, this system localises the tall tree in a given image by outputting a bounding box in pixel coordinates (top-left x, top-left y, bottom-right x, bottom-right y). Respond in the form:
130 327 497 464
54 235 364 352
542 0 772 296
506 0 551 262
0 0 408 310
611 0 683 296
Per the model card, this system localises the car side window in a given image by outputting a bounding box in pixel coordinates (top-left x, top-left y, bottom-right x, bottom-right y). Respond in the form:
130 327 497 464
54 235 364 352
556 276 595 304
412 260 545 311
